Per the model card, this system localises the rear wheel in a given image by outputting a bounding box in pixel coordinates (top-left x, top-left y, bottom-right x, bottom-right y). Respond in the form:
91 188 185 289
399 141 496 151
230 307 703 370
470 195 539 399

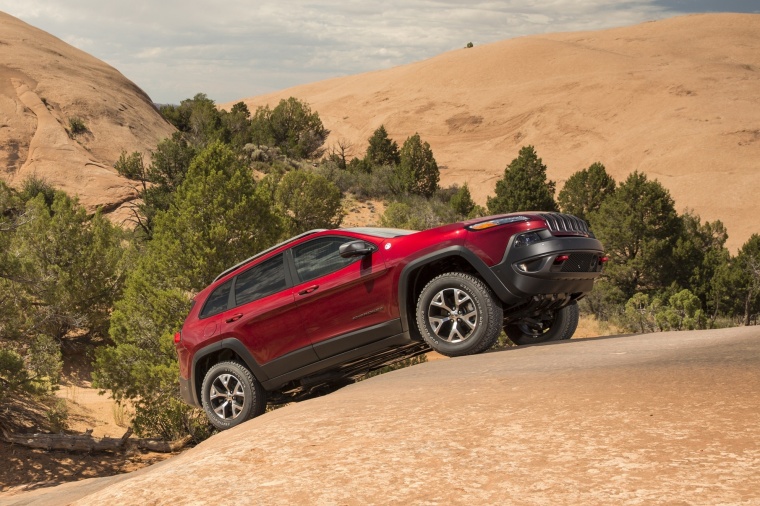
416 272 503 357
505 301 579 346
201 361 266 431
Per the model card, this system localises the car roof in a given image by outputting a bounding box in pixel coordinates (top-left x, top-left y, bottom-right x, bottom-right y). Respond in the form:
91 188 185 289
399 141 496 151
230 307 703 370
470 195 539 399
211 227 419 283
212 229 326 282
341 227 417 238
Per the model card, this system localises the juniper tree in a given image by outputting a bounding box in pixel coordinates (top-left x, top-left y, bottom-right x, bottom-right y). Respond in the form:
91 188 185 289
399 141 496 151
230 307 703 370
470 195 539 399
365 125 400 168
558 162 615 223
589 171 681 301
397 133 439 198
487 146 558 214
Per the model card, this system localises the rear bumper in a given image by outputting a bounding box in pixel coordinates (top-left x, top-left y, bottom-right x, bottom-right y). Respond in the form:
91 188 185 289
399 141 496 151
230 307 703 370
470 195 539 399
179 374 199 407
490 234 604 302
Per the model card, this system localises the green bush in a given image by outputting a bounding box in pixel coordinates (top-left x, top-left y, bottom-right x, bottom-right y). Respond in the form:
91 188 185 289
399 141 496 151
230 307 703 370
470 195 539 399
275 170 344 235
0 336 62 403
20 175 56 207
68 117 87 136
380 194 458 230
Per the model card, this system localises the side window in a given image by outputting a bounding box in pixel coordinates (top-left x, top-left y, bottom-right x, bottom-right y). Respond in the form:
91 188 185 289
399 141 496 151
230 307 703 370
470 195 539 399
200 279 233 319
234 254 287 306
292 237 362 284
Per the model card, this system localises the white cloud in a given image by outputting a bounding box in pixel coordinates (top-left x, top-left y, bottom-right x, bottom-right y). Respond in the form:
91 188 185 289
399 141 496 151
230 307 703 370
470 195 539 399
0 0 724 103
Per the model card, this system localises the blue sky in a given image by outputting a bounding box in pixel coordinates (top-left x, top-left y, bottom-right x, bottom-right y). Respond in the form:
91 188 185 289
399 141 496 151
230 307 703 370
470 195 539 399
1 1 757 104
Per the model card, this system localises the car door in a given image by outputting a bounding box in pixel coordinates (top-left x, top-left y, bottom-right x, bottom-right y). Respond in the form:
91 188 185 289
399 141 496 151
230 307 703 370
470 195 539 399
222 253 318 377
289 236 397 359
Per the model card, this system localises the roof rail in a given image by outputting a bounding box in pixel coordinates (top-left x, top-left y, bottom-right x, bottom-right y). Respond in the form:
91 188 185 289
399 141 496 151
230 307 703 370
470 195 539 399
212 229 327 282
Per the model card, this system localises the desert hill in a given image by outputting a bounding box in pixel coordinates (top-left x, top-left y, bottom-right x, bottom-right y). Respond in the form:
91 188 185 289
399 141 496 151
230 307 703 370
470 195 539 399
228 13 760 251
0 11 174 218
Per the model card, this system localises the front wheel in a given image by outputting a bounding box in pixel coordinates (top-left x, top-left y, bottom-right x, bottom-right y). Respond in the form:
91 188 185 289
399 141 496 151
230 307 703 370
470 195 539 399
201 361 266 431
505 301 579 346
416 272 503 357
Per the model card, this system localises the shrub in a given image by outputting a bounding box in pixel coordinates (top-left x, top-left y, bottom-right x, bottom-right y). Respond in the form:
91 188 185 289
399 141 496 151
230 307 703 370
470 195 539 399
19 174 56 208
68 117 87 136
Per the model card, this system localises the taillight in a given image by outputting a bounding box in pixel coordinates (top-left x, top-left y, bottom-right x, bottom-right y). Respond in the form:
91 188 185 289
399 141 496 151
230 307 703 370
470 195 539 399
174 331 182 344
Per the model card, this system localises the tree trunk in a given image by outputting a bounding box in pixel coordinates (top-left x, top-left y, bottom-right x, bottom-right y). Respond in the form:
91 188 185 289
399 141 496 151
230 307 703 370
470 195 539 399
744 293 751 326
0 427 191 453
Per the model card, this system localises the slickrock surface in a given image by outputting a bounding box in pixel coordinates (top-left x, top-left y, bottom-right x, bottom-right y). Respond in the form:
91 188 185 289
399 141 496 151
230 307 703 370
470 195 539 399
5 327 758 505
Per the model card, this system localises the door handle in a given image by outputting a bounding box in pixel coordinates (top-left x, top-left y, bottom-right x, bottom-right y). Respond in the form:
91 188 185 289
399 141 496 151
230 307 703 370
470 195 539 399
225 313 243 323
298 285 319 295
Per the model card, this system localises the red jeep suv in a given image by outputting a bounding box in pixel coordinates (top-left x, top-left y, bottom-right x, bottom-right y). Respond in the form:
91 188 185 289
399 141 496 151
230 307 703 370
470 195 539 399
175 212 605 429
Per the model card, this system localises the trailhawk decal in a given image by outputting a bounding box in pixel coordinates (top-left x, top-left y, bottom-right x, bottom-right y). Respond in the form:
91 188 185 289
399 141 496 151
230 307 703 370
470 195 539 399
352 306 385 320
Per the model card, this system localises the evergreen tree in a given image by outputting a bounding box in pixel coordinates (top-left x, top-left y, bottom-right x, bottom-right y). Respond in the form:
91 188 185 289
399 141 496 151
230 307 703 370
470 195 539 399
733 234 760 326
160 93 225 147
365 125 400 167
250 97 329 159
1 182 122 415
671 211 730 318
2 191 126 340
115 132 198 238
487 146 558 214
557 162 616 223
275 170 344 235
221 101 253 152
449 183 480 218
380 195 457 231
397 133 439 198
94 142 282 438
590 171 681 300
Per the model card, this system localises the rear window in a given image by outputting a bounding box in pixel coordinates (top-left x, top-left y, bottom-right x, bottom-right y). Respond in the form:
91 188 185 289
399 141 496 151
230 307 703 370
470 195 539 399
199 279 233 319
234 254 287 306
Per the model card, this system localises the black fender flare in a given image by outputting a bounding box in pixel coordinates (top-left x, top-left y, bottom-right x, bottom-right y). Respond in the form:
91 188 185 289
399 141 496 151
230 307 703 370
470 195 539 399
190 338 269 406
396 246 519 334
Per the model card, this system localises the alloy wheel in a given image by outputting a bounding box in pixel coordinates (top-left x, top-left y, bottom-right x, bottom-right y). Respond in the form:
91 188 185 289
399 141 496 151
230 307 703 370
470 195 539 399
427 288 479 343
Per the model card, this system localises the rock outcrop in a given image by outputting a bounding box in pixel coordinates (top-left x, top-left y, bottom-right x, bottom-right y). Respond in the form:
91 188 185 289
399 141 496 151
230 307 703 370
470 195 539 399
0 11 174 220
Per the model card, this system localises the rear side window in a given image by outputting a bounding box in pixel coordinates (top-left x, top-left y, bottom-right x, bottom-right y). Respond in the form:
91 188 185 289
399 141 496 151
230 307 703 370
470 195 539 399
235 254 287 306
200 279 233 319
292 237 360 283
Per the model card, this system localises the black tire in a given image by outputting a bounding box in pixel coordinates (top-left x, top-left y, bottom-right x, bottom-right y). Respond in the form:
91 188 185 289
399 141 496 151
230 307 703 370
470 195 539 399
201 361 266 431
416 272 503 357
505 301 579 346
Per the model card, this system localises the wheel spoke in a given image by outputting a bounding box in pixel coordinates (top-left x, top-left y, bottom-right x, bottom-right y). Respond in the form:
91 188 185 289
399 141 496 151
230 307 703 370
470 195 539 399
214 400 230 418
209 386 223 400
454 289 471 310
460 315 476 330
431 292 455 313
451 321 466 341
429 316 449 333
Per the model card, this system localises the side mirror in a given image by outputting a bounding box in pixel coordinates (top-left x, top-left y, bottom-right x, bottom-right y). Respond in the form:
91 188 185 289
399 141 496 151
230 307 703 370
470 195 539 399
339 240 376 258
